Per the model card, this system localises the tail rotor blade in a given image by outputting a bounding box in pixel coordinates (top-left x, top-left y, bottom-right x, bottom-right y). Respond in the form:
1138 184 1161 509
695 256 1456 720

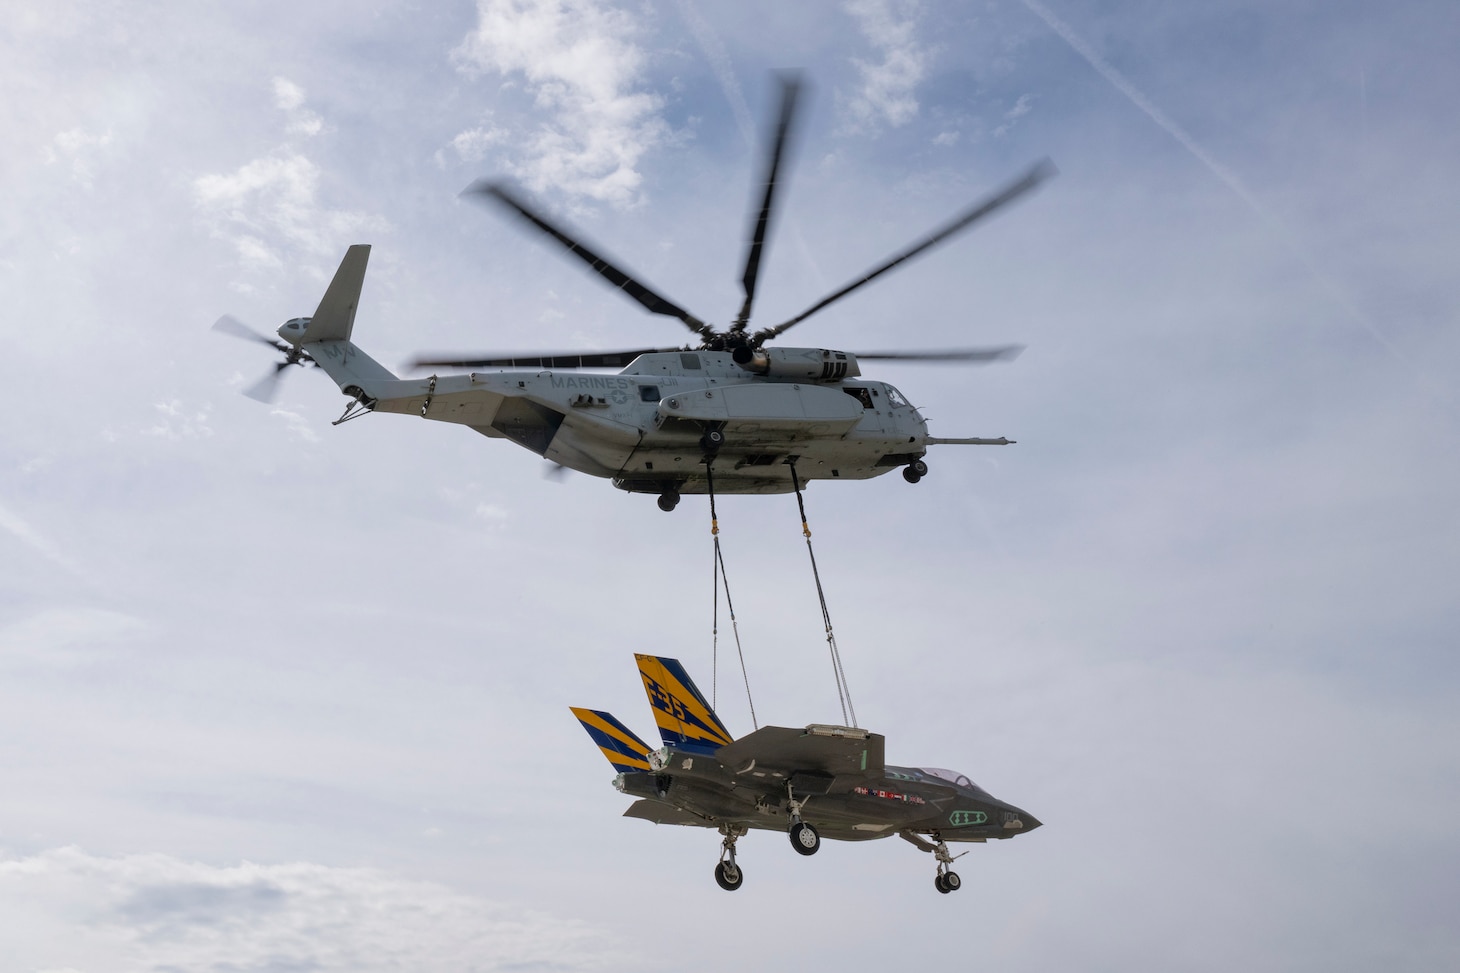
214 315 290 353
242 362 289 403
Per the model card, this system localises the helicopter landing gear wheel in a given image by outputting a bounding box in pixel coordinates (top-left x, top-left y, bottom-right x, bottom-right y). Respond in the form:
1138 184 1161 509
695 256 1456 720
657 491 680 512
903 459 928 483
789 821 821 856
700 428 725 452
714 860 743 890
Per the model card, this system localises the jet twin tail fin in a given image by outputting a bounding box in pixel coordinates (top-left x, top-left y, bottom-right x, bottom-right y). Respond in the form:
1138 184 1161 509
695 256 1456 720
571 707 653 773
635 654 735 755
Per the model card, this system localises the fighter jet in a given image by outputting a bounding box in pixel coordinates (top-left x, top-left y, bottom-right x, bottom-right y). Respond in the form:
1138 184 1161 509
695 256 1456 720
572 654 1041 893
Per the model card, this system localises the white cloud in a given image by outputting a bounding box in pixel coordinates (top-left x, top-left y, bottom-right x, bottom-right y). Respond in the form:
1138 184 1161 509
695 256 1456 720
273 76 324 136
44 127 114 188
451 0 670 205
0 607 149 666
142 398 214 441
0 847 624 972
842 0 929 131
994 92 1035 137
448 121 509 163
193 152 386 265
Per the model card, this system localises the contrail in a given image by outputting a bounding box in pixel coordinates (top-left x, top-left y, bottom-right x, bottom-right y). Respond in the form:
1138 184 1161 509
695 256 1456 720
1019 0 1444 404
673 0 756 147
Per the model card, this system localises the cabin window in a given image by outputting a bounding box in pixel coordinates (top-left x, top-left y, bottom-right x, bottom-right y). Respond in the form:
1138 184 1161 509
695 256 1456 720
843 387 874 409
638 385 661 402
679 353 703 369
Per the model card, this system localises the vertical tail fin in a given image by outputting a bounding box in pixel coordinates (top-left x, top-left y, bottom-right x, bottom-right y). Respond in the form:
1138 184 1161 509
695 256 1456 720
570 707 653 772
302 244 370 343
636 654 735 755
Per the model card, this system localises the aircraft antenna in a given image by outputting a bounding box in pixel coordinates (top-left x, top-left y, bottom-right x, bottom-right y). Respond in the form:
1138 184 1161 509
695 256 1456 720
788 461 857 728
706 461 758 730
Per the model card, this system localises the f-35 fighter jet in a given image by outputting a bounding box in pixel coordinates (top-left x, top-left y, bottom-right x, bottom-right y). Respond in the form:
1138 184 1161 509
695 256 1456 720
572 654 1041 893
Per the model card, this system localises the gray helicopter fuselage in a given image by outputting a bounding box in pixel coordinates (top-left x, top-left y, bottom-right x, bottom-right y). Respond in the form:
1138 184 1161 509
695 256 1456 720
309 340 935 496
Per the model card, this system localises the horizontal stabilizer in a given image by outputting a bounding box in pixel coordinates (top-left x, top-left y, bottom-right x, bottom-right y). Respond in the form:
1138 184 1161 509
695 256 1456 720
571 707 653 773
636 654 735 756
623 800 714 827
303 244 370 343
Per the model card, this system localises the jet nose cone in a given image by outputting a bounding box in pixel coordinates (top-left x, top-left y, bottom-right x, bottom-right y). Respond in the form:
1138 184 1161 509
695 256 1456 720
1022 813 1042 832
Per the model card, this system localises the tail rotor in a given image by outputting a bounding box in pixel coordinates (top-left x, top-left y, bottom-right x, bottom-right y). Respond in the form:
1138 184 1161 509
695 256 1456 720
212 315 316 404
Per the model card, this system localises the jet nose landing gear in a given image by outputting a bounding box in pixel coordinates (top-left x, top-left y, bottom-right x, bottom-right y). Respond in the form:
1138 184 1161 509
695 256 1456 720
790 821 821 856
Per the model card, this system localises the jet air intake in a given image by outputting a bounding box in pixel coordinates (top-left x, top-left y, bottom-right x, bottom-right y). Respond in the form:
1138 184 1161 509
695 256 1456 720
733 346 861 382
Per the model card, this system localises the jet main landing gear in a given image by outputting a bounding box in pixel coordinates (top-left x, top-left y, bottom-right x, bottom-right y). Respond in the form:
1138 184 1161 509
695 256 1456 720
714 823 747 891
785 784 821 856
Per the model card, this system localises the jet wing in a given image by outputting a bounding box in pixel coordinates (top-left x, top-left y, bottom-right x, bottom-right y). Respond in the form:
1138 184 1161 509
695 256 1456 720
623 800 715 828
715 725 885 781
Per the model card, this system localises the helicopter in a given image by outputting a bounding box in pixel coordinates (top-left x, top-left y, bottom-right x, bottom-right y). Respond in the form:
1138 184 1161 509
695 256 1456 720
216 77 1053 511
574 654 1041 893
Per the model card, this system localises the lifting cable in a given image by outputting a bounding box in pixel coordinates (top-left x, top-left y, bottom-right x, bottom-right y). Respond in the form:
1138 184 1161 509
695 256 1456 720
789 460 858 728
706 461 758 730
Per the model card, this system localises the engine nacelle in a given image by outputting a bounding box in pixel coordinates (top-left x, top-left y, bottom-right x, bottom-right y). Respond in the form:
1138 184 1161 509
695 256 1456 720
734 346 861 381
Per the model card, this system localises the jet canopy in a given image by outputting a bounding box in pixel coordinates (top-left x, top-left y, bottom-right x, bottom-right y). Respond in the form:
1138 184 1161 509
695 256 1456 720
919 767 977 789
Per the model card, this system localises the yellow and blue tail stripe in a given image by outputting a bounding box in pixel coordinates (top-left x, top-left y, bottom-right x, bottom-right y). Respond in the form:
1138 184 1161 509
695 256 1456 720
635 654 735 756
571 707 654 773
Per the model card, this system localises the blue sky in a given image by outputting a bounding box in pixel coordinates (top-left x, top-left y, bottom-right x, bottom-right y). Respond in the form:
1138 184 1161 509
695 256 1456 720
2 1 1458 969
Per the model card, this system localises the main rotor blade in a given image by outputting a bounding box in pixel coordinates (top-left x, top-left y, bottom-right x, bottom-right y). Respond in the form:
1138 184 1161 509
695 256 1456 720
755 158 1057 344
732 72 803 332
409 348 682 371
851 345 1025 363
214 315 290 353
465 181 714 340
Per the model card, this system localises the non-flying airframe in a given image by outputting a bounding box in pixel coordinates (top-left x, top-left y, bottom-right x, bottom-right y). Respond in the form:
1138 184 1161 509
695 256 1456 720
574 654 1041 892
216 77 1053 510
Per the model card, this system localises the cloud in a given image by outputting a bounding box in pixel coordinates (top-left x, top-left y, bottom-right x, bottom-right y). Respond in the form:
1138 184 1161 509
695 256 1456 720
0 847 624 972
451 0 670 205
193 152 386 266
142 399 214 441
44 127 114 188
0 607 149 666
842 0 929 131
272 76 324 136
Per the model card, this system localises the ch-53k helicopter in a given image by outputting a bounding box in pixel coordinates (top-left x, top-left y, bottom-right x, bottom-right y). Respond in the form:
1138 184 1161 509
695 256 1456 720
216 77 1052 510
574 654 1041 893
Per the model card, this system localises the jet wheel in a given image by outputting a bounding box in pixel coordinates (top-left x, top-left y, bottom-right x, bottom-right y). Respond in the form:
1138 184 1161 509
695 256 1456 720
657 492 680 512
789 821 820 856
944 870 961 891
935 873 951 894
715 861 743 891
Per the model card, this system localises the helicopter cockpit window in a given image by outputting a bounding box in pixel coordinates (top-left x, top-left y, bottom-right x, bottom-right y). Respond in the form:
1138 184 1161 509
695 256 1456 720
920 767 975 789
638 385 661 403
679 353 702 369
843 387 874 409
886 385 910 408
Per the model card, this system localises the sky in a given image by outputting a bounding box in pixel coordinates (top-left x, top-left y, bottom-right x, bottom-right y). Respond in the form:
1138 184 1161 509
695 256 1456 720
2 0 1458 969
